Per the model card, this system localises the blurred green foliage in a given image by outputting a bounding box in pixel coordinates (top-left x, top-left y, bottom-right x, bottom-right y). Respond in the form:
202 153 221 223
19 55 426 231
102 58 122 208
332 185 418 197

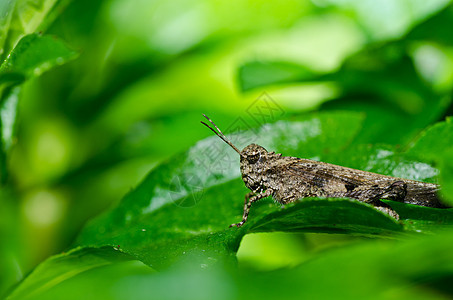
2 0 453 299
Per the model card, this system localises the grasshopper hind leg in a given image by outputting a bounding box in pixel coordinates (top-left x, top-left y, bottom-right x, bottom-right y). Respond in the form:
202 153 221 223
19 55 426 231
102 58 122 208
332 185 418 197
372 201 400 220
367 181 407 220
379 181 407 202
337 181 407 220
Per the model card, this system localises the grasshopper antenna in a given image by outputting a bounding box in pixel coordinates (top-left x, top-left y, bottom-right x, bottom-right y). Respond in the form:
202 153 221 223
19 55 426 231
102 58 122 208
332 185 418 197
201 114 244 157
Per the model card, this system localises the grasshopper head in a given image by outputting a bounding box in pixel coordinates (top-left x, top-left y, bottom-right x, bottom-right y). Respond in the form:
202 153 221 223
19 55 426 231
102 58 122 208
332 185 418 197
240 144 268 165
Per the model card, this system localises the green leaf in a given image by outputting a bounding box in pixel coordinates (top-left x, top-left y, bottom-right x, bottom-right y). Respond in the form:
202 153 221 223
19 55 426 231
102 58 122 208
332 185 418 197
0 33 78 85
406 117 453 204
238 61 319 92
76 111 453 269
76 112 368 267
73 112 453 269
74 111 453 270
407 4 453 47
406 117 453 160
11 230 453 299
2 0 64 60
6 247 155 300
233 231 453 299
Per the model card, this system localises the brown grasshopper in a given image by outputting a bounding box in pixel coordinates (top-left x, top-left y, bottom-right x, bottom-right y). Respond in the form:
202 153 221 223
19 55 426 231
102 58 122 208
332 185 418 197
201 114 446 227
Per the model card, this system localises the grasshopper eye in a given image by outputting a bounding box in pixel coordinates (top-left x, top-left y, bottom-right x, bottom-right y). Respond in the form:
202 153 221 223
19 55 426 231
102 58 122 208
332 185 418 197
247 153 260 164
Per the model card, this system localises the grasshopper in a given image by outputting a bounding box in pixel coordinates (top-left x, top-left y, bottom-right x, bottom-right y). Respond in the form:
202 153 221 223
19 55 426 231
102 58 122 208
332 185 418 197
201 114 446 227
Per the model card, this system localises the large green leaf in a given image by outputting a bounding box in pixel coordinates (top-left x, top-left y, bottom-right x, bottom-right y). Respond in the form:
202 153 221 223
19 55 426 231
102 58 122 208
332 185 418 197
231 231 453 299
75 112 364 267
6 247 154 300
9 229 453 299
75 111 453 270
0 33 78 84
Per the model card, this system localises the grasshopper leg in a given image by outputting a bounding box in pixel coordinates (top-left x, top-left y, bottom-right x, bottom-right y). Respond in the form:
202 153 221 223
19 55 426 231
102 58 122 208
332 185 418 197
230 189 272 228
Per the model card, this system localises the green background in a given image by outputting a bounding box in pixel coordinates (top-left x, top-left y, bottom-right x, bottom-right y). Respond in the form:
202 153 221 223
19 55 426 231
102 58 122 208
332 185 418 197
1 0 453 299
